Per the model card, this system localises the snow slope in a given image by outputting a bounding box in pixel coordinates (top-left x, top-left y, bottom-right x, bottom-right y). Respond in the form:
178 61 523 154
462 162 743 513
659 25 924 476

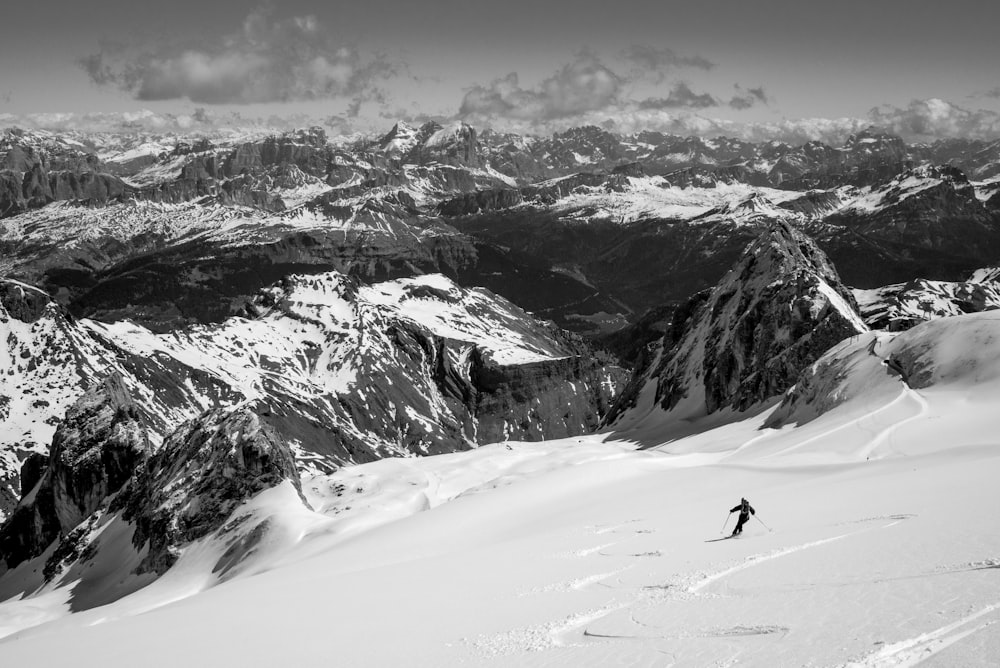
0 314 998 666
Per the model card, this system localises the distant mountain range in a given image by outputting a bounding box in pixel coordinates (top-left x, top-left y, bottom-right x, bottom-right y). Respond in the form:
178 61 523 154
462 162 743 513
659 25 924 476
3 122 1000 338
2 119 999 527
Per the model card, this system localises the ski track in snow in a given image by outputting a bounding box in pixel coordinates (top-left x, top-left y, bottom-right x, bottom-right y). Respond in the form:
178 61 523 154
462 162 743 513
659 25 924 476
472 518 911 659
686 533 853 594
516 567 634 598
770 381 928 459
859 385 930 459
834 602 1000 667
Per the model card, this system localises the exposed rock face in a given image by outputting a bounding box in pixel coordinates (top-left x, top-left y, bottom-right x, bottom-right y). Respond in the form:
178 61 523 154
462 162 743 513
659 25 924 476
409 122 480 167
115 405 299 575
0 279 53 323
224 127 331 178
0 271 624 518
438 188 523 216
607 220 867 427
0 276 249 520
229 272 625 459
768 129 911 189
0 374 148 570
0 131 129 217
472 354 623 442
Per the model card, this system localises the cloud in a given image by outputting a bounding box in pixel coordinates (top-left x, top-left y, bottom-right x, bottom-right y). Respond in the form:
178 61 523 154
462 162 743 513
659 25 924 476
572 110 867 145
0 108 317 135
868 98 1000 140
78 5 397 104
459 52 623 122
620 45 715 82
969 87 1000 99
728 85 770 110
637 83 719 110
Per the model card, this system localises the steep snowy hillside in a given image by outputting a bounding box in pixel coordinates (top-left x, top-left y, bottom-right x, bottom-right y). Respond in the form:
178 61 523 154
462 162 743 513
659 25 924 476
750 311 1000 460
0 311 997 667
607 220 866 440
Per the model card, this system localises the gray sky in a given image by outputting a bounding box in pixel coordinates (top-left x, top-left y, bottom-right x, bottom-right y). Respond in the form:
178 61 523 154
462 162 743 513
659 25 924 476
2 0 1000 140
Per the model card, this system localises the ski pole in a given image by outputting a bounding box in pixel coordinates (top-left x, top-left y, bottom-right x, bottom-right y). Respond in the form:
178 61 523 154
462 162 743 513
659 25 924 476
721 512 732 534
755 515 772 532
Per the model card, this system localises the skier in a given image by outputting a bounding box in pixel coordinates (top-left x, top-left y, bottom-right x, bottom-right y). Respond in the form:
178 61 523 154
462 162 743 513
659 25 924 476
729 497 755 536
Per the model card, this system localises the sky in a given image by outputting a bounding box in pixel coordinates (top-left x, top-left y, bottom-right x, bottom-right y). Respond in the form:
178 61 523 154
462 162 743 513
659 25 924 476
2 0 1000 142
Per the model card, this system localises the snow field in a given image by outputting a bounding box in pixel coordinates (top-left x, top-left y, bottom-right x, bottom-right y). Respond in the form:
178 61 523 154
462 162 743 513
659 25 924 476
1 305 999 666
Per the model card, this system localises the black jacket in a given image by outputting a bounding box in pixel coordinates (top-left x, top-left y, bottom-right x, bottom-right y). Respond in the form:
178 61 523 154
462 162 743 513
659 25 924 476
730 501 755 517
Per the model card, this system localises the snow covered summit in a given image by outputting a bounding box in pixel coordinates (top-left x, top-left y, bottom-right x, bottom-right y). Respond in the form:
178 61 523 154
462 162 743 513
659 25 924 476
608 219 866 438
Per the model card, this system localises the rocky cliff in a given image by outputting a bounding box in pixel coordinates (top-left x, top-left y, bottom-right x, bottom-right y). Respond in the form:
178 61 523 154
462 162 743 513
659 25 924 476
0 271 624 519
114 405 300 575
606 220 867 431
0 374 148 571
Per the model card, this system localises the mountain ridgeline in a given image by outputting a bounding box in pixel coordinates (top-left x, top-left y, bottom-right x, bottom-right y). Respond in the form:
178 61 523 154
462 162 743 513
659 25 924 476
2 123 1000 335
2 120 1000 602
605 220 868 437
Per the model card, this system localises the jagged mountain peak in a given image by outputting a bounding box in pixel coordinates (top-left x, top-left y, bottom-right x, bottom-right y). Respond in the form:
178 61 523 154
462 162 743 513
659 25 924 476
690 190 797 226
842 126 906 150
738 218 842 279
379 121 421 156
721 191 778 215
607 220 866 435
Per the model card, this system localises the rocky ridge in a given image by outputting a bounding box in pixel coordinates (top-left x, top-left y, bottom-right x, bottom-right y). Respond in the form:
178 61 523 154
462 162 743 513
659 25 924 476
5 123 1000 337
0 271 624 520
606 220 868 433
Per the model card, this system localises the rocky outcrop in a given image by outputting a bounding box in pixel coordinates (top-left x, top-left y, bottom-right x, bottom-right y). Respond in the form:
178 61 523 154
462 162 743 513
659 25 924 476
438 188 523 216
0 279 54 323
661 165 768 188
768 129 912 190
607 220 867 427
0 374 149 570
224 127 331 178
0 277 250 519
471 353 625 442
0 165 129 215
114 405 299 575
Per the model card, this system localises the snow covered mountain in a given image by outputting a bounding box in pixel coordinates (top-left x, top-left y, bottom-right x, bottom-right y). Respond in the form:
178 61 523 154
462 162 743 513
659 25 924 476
1 306 998 667
606 220 867 438
5 122 1000 337
2 120 1000 666
854 271 1000 331
0 271 623 519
